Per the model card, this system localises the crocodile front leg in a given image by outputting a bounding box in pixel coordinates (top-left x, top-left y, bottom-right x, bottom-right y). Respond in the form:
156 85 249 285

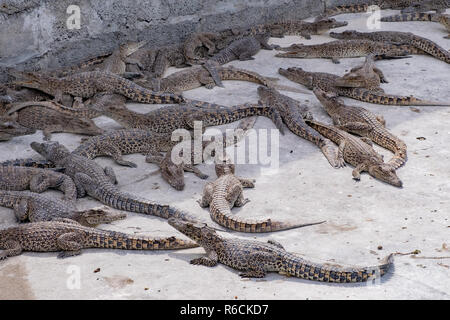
352 163 367 181
0 240 22 260
198 182 214 208
56 232 84 258
190 250 218 267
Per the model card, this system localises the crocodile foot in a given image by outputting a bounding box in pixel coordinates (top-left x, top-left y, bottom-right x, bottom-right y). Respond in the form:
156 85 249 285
320 141 344 169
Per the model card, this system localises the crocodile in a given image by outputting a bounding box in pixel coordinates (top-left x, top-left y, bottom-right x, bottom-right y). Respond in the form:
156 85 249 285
257 86 344 168
2 101 104 140
0 190 125 227
334 54 388 90
0 219 198 260
0 118 35 141
137 65 308 94
0 166 77 201
381 13 450 38
198 155 325 233
94 100 285 135
13 71 186 104
183 19 348 64
168 218 394 282
305 119 403 187
30 141 199 222
275 39 410 64
329 30 450 64
313 88 407 168
320 0 448 19
204 33 278 87
1 158 55 169
126 44 188 80
279 67 450 106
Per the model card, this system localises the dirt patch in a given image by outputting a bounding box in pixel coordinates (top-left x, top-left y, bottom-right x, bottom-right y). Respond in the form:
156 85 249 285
0 263 35 299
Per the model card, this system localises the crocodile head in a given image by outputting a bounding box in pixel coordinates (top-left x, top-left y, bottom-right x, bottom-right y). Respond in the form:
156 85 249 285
368 162 403 188
329 30 361 40
168 218 220 246
31 141 71 163
314 18 348 34
76 207 127 227
214 153 235 177
11 71 54 94
67 117 105 136
278 67 314 89
161 156 186 191
0 118 36 141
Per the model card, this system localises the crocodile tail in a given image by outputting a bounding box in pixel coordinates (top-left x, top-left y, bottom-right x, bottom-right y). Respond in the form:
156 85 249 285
203 61 224 87
386 139 408 169
410 36 450 64
0 158 55 168
282 252 394 283
381 12 435 22
89 230 198 250
108 73 185 104
346 88 450 106
210 199 324 233
323 4 369 17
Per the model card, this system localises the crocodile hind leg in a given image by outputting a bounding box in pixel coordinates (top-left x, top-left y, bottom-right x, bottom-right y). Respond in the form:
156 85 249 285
0 240 22 261
183 164 209 179
190 250 218 267
56 232 84 258
29 173 52 193
197 182 214 208
13 199 29 222
104 166 118 185
234 192 250 207
101 145 137 168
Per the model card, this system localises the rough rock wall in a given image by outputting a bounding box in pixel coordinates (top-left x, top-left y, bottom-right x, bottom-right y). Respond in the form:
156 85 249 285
0 0 332 74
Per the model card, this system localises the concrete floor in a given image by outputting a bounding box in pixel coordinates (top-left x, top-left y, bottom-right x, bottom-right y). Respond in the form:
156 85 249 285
0 9 449 300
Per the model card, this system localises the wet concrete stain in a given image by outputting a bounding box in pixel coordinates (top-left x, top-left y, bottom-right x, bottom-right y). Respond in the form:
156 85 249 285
0 263 35 299
315 222 358 234
103 275 134 289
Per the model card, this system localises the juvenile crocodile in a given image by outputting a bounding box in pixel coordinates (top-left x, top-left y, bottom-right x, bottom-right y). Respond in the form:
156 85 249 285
381 13 450 38
0 190 125 227
94 100 285 135
198 156 325 233
334 54 388 91
275 40 410 64
0 219 198 260
1 158 55 169
2 101 104 140
204 34 278 87
183 19 348 64
13 71 185 104
279 67 450 106
138 65 308 94
305 119 403 187
257 86 344 168
329 30 450 64
168 218 394 281
320 0 448 18
313 88 407 168
30 141 199 222
0 166 77 201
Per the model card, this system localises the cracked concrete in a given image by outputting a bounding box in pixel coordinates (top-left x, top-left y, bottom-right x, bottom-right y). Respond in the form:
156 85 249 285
0 6 450 300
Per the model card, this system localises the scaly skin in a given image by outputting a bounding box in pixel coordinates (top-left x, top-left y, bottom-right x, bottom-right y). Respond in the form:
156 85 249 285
138 65 307 94
329 30 450 64
30 141 199 222
198 157 324 233
305 119 403 187
13 71 185 104
0 220 198 260
275 40 410 64
168 218 394 281
266 18 348 39
0 166 77 201
257 86 343 169
279 67 450 106
0 119 35 141
3 101 104 140
1 158 55 169
204 34 278 87
334 54 388 91
95 100 285 135
314 88 407 168
381 13 450 38
0 190 125 227
320 0 447 18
